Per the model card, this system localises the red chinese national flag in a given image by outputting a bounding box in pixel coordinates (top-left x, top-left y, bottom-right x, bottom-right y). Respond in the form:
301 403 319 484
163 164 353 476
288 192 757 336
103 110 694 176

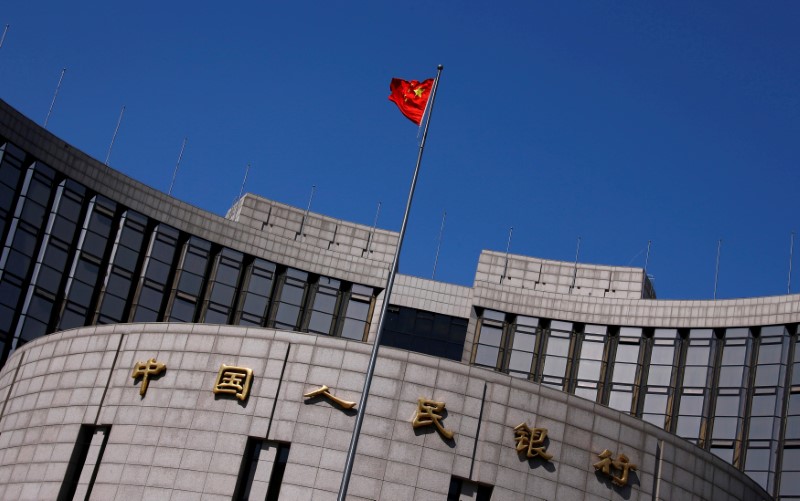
388 78 433 125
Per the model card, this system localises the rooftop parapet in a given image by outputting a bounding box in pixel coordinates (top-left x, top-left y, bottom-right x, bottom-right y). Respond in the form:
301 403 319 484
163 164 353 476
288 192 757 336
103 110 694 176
476 250 655 300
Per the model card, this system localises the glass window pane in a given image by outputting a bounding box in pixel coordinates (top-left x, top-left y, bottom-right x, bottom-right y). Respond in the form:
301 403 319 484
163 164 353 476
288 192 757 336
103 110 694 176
683 366 708 387
170 298 196 322
508 351 532 373
650 346 675 365
647 366 672 386
275 303 301 329
340 318 365 340
712 417 738 439
748 417 774 440
308 311 333 334
577 360 601 380
280 282 305 305
612 363 637 383
511 332 536 351
643 394 668 414
755 365 780 387
676 416 701 438
543 356 567 377
718 366 744 387
685 347 710 365
679 394 704 415
478 325 502 347
722 345 746 365
346 298 370 320
758 344 783 365
474 345 499 367
580 341 604 360
616 343 639 363
608 391 632 412
715 395 740 416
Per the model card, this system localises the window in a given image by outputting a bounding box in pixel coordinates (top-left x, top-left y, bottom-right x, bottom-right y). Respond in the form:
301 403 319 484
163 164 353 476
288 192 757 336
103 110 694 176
13 180 85 344
447 477 493 501
745 325 789 493
306 276 341 335
0 162 56 349
506 316 539 379
236 258 277 326
58 425 110 501
338 283 373 341
58 195 117 331
675 328 714 443
539 320 574 390
272 268 309 330
641 328 679 428
233 439 291 501
781 334 800 498
131 224 179 322
96 210 147 324
573 324 607 401
203 248 243 324
607 327 643 413
472 309 505 370
710 327 751 466
381 305 467 360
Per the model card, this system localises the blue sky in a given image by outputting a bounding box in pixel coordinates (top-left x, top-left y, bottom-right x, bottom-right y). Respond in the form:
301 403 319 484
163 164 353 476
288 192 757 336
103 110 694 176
1 2 798 299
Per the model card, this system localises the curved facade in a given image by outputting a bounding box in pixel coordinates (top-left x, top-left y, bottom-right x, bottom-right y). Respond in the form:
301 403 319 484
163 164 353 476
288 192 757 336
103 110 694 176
0 325 771 500
0 98 797 499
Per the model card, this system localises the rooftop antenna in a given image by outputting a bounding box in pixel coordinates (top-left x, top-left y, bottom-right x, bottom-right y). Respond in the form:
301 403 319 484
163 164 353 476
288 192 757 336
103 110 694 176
237 162 251 201
643 239 653 297
570 236 581 293
789 231 795 294
432 210 446 279
297 184 315 240
43 67 66 129
713 239 722 300
501 226 513 283
168 137 187 196
0 24 9 50
104 105 125 166
366 201 381 254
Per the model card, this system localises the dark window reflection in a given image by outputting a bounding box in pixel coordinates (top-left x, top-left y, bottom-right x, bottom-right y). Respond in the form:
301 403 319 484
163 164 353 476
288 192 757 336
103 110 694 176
132 224 179 322
381 304 467 361
273 268 308 330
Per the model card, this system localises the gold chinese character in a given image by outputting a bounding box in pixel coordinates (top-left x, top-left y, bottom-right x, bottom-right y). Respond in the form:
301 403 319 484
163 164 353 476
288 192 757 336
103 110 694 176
212 364 253 401
513 423 553 460
593 449 637 487
131 358 166 396
412 398 454 439
303 385 356 409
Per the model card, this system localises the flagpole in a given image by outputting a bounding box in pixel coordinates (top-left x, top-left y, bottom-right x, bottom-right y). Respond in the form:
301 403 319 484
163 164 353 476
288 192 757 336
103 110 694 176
337 64 443 501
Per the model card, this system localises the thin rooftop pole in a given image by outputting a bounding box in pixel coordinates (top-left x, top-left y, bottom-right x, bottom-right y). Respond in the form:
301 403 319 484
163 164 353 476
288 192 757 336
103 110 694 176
432 210 446 279
789 231 795 294
0 25 9 50
168 137 187 196
713 239 722 300
43 68 66 129
237 163 251 201
105 105 126 166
